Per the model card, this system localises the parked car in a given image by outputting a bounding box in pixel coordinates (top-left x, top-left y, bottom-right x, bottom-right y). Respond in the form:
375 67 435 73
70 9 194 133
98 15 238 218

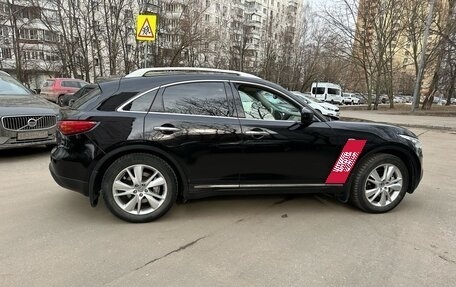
377 95 389 104
59 84 97 107
393 96 403 104
0 71 58 149
292 91 340 119
342 93 360 105
310 82 343 104
433 97 447 105
354 94 367 104
40 78 88 105
50 67 423 222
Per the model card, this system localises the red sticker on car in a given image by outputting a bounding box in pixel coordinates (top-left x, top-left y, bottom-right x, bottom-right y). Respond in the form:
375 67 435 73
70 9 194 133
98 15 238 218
325 139 367 184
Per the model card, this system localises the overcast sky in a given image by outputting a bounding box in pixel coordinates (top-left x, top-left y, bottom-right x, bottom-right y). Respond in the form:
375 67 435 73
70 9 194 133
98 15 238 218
306 0 331 10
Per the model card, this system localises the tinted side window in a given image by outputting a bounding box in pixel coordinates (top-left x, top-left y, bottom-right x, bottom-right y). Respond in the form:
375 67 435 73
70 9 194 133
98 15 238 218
62 81 81 88
160 82 231 117
122 90 157 112
328 88 340 95
312 87 325 94
236 85 300 121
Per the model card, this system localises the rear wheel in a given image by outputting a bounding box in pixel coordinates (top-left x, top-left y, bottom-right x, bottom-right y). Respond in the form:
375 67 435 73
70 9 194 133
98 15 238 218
350 154 409 213
58 95 65 106
102 153 177 222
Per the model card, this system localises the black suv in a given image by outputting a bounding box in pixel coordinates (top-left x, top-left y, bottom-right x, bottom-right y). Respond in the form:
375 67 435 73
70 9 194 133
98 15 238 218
50 68 423 222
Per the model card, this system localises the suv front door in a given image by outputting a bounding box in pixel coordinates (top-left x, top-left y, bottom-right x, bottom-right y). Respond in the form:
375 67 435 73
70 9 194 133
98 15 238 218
232 82 340 189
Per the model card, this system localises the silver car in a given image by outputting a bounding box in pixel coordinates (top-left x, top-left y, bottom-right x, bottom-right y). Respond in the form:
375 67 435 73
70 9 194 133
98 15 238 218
0 71 58 149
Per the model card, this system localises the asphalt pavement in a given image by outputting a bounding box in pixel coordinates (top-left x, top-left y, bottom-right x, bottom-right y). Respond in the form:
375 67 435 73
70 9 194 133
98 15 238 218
0 126 455 286
341 110 456 131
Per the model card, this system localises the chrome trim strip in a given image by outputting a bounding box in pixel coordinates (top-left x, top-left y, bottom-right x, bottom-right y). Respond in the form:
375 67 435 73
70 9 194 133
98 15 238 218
244 130 269 136
117 80 230 113
153 126 180 132
194 184 240 189
117 87 160 112
147 111 239 120
194 183 343 189
239 184 343 188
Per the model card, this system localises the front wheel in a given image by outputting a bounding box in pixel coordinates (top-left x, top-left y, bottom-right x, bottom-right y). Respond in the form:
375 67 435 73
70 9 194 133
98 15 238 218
102 153 177 222
350 154 409 213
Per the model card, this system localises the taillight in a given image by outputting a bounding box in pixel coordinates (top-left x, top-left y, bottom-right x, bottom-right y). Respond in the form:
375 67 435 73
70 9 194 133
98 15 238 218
57 120 98 135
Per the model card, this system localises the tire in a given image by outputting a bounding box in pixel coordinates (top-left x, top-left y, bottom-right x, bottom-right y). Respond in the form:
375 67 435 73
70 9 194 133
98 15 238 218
58 95 65 106
68 98 75 106
102 153 177 222
350 153 409 213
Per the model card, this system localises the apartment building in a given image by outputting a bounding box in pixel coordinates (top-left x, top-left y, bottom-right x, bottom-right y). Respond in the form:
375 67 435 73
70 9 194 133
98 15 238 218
354 0 449 95
0 0 62 89
0 0 301 88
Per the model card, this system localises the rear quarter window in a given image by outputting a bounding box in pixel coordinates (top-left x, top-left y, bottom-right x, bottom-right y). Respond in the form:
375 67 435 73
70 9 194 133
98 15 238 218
62 81 82 88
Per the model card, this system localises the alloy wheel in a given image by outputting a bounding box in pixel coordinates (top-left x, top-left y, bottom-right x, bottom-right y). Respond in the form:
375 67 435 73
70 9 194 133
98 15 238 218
112 164 168 215
364 163 403 207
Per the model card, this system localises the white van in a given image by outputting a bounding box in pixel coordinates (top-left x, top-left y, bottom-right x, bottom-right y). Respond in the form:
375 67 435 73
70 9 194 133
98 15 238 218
310 82 343 104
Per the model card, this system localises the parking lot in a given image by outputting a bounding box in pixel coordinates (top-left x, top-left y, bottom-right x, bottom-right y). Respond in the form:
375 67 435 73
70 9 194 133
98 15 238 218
1 128 455 287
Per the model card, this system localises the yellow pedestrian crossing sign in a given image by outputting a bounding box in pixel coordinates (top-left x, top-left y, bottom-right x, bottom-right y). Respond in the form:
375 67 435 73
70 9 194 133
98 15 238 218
136 14 157 41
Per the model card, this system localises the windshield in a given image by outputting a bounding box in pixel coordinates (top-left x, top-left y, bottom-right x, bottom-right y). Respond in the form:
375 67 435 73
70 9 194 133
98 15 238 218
0 73 31 96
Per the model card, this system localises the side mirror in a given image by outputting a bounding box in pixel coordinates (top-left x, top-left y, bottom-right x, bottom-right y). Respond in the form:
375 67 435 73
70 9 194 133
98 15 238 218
300 107 314 127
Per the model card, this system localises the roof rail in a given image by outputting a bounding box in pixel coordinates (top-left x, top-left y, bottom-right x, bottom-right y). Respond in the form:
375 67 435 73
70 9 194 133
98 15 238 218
124 67 260 79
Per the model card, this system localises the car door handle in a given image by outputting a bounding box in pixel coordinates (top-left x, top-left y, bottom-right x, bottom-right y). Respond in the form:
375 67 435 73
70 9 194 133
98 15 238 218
153 126 180 133
245 129 269 139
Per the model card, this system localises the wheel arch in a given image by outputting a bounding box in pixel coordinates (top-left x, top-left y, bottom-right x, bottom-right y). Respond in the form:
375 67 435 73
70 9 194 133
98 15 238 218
345 144 421 196
88 143 188 207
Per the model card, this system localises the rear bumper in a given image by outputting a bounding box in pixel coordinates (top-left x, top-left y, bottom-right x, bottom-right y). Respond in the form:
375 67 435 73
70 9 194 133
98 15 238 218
49 162 89 196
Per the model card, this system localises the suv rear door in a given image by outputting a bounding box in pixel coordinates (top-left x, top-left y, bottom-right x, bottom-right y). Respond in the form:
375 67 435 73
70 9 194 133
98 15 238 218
144 81 243 191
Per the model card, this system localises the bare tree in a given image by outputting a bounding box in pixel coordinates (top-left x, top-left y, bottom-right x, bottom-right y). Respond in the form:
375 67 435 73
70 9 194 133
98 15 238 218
324 0 407 109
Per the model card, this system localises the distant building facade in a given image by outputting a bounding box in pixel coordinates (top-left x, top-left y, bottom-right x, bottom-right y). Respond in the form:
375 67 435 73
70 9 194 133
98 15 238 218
0 0 301 89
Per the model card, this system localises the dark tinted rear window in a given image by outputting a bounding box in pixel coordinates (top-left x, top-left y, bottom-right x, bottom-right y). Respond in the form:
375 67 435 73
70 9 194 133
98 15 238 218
122 90 157 112
157 82 231 117
72 86 101 109
62 81 84 88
